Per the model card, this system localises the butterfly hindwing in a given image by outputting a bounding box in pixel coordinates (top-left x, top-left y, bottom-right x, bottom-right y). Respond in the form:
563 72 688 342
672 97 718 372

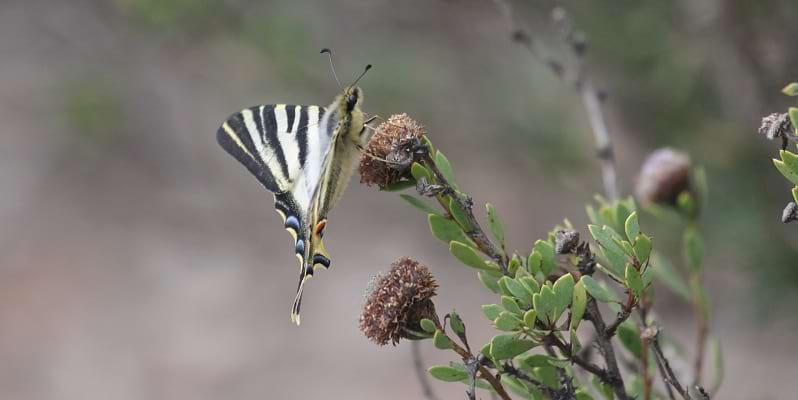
218 85 366 325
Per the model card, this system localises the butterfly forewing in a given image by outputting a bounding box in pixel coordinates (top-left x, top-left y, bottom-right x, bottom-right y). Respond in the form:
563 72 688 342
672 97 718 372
217 103 340 324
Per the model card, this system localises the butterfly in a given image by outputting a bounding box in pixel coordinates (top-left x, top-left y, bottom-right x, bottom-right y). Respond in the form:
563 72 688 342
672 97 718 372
216 55 373 324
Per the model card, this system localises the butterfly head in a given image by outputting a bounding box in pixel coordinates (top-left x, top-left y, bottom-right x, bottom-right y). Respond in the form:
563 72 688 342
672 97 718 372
345 86 362 112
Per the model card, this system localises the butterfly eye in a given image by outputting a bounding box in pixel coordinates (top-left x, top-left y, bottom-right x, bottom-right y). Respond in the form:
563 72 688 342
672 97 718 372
346 94 357 111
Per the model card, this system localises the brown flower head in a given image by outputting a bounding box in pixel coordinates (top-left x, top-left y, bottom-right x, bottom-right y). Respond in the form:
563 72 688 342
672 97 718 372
635 148 691 207
359 113 426 189
359 257 439 346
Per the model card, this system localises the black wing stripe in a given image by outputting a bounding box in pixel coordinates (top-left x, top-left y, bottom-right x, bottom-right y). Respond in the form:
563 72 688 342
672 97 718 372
257 105 291 181
216 112 281 192
296 106 309 167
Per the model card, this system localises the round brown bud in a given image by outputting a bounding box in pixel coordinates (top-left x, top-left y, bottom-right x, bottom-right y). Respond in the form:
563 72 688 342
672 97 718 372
635 148 691 207
359 257 439 346
359 114 426 189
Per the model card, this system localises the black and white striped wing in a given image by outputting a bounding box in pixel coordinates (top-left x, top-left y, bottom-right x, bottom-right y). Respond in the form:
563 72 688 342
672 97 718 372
217 104 331 196
217 104 337 323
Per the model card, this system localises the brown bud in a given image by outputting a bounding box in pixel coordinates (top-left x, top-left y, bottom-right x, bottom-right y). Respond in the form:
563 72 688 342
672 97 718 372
635 148 691 207
359 257 439 346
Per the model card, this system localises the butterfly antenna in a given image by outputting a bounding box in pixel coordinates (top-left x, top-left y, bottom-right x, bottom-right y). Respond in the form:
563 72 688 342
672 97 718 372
350 64 372 87
320 48 342 89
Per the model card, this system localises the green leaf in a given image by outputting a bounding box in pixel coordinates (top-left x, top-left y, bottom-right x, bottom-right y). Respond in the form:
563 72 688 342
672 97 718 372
783 82 798 96
570 280 587 330
501 296 524 316
494 311 523 331
774 158 798 185
533 285 557 325
677 191 695 217
433 330 453 350
552 273 575 316
793 186 798 204
434 151 457 186
527 252 542 275
490 333 537 360
383 180 416 192
683 227 704 273
428 365 468 382
625 264 643 296
486 203 506 246
448 197 473 231
400 194 439 214
478 271 502 294
508 255 521 276
617 321 642 358
570 328 582 354
580 276 620 303
450 241 496 271
533 240 556 276
501 375 532 397
518 353 553 369
651 252 690 301
519 276 541 294
411 162 431 181
534 365 560 389
449 311 466 336
575 389 595 400
420 318 437 333
624 211 640 242
523 309 537 328
482 304 504 321
633 234 652 263
428 214 470 244
790 107 798 131
781 149 798 174
501 277 534 307
497 277 514 297
588 225 627 278
593 375 614 400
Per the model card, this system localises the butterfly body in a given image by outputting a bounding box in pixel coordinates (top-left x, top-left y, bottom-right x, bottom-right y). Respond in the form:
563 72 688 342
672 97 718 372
217 86 368 324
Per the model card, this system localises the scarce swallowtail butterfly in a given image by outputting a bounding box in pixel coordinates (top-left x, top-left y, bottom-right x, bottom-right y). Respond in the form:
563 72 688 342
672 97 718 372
216 51 373 324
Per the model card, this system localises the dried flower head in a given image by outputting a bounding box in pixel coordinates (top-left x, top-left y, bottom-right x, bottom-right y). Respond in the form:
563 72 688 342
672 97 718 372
759 113 793 141
359 257 438 346
359 113 426 189
635 148 691 207
554 229 580 254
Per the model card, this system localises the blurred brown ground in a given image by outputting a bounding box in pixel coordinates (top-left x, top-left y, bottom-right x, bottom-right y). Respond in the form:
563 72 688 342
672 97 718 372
1 0 797 399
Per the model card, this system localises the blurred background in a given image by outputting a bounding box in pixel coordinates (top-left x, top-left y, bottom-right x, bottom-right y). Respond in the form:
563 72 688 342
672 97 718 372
2 0 797 398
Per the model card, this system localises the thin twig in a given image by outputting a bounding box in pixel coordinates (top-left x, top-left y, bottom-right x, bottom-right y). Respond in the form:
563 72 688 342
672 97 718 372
605 292 636 337
503 363 558 398
647 329 689 400
417 149 509 273
585 299 629 400
449 341 513 400
490 0 620 200
411 341 441 400
545 334 612 384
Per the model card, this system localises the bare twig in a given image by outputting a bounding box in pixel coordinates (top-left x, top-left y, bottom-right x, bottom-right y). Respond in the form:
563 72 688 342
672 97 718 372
605 292 636 337
490 0 620 200
411 341 441 400
448 340 513 400
585 299 629 400
645 328 689 400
